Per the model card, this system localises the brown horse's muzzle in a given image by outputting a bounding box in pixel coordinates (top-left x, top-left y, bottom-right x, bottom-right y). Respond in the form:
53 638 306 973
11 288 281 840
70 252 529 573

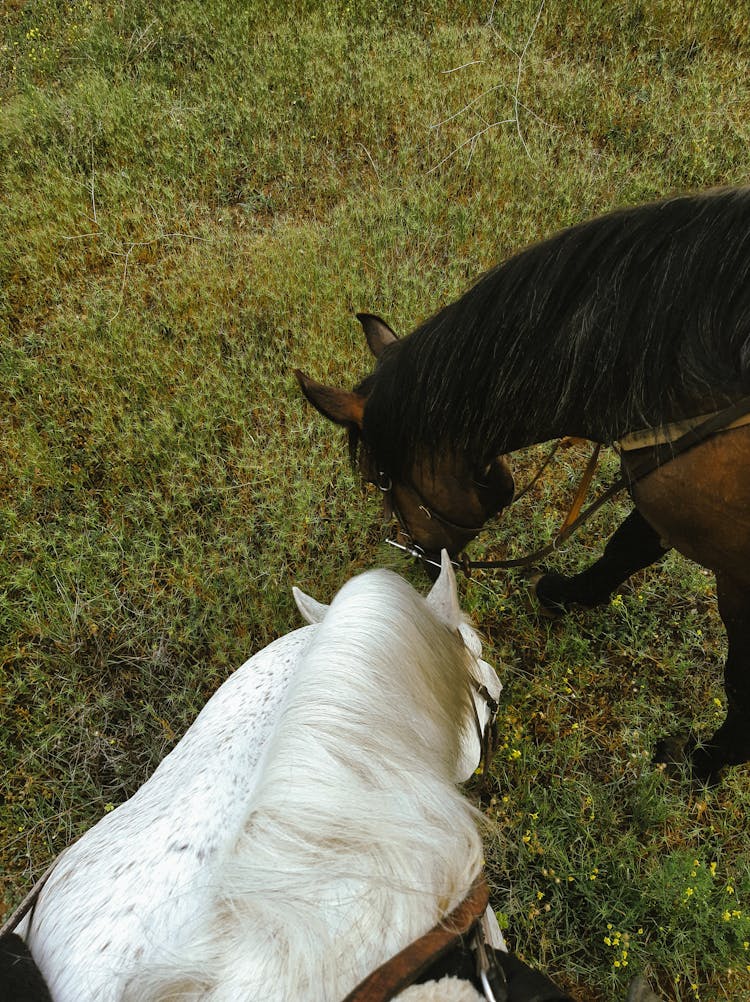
384 456 515 580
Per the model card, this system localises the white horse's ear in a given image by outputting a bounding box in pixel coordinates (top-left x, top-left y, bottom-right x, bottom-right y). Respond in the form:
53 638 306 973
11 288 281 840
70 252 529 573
292 587 329 624
425 551 461 630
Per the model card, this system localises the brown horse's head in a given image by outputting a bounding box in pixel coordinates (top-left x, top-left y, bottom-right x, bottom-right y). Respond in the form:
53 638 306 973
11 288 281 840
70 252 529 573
295 314 514 572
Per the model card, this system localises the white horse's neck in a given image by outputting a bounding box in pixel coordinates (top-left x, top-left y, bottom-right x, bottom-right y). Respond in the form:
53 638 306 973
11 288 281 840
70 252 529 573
124 571 485 1002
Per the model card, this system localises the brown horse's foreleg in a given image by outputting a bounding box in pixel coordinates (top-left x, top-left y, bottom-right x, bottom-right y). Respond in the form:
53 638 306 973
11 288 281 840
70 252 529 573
534 508 669 613
687 572 750 784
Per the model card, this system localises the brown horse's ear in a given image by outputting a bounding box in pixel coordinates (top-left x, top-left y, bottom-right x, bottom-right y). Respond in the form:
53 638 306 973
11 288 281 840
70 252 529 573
295 370 365 428
356 313 398 358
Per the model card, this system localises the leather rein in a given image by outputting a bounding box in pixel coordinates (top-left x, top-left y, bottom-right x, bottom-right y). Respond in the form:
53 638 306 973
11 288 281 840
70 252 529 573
343 877 499 1002
384 395 750 575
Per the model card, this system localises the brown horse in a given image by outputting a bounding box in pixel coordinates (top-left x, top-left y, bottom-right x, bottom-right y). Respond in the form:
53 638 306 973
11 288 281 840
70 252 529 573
296 188 750 785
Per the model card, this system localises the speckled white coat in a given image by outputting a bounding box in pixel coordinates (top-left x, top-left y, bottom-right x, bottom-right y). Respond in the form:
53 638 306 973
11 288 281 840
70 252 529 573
20 555 502 1002
19 625 313 1001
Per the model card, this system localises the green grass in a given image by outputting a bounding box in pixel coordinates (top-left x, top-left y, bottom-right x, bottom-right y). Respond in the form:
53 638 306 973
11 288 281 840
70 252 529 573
2 2 750 999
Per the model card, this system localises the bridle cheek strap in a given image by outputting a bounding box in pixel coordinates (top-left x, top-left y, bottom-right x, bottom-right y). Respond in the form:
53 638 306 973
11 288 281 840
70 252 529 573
342 878 490 1002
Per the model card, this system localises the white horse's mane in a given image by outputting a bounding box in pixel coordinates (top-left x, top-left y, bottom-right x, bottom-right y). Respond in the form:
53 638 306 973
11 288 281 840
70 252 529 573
122 568 485 1002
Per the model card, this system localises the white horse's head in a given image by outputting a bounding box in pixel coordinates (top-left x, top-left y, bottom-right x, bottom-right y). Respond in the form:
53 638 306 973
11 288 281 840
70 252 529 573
293 551 501 783
48 555 503 1002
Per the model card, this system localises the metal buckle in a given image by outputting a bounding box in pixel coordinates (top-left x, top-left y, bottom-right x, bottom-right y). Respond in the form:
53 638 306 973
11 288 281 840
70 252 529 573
473 924 508 1002
385 538 457 573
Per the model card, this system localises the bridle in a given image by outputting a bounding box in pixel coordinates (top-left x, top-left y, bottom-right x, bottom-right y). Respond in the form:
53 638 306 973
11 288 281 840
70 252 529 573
381 447 608 576
377 434 572 542
379 394 750 576
467 672 499 776
377 458 578 576
376 470 493 581
377 470 488 539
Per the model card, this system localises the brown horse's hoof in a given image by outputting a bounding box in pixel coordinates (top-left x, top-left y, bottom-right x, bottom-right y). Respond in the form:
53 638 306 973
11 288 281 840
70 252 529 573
682 734 725 788
653 733 722 787
527 571 566 619
653 732 687 764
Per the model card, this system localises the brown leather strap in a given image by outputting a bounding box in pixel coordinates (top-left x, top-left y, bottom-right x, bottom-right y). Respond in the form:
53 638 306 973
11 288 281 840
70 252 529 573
342 878 490 1002
558 442 601 533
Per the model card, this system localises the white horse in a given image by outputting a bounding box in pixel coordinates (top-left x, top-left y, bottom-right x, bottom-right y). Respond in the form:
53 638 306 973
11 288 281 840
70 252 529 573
13 554 505 1002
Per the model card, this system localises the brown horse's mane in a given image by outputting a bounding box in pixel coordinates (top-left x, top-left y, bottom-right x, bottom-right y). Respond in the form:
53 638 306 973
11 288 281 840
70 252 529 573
356 187 750 478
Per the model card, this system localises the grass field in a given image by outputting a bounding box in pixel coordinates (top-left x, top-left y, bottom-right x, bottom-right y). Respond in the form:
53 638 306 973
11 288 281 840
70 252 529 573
2 2 750 999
